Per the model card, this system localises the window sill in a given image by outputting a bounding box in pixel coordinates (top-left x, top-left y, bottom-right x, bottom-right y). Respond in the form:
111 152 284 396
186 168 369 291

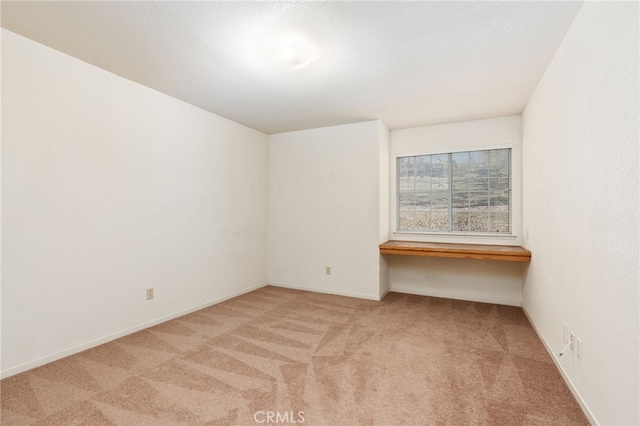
393 231 516 238
391 231 519 247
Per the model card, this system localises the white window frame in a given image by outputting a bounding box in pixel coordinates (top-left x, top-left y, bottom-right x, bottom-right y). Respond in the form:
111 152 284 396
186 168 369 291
391 143 522 246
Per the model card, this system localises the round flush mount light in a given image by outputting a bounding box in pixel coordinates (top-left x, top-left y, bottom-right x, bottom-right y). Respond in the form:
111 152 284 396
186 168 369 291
268 33 321 72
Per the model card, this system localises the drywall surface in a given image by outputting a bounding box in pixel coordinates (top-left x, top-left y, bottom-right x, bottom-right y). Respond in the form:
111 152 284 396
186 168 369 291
2 30 269 377
522 2 639 424
268 121 385 300
390 257 523 307
378 122 391 297
388 116 523 305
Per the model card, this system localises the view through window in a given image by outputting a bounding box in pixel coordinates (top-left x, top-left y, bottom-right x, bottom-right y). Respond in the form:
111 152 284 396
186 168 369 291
397 148 511 233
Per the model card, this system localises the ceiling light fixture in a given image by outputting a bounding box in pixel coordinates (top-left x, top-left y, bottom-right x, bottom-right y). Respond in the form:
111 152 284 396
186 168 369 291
268 33 320 72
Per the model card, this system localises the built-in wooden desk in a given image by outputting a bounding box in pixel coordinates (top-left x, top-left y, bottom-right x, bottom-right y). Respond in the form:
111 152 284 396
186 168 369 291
379 240 532 262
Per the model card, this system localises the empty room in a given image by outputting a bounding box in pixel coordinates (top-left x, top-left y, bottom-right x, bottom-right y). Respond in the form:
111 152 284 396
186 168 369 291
1 1 638 425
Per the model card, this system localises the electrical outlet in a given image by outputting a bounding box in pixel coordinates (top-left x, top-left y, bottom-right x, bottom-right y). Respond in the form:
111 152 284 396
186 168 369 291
562 323 569 343
325 266 331 275
146 287 154 300
575 337 582 360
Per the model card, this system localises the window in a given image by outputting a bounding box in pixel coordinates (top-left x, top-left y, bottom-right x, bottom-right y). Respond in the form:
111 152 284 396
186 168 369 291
397 148 511 234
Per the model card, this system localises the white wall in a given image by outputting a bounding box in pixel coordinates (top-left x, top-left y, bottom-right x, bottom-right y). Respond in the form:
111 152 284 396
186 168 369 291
378 122 391 297
1 30 269 377
389 117 524 306
521 2 639 425
268 121 388 300
389 256 523 306
0 29 3 377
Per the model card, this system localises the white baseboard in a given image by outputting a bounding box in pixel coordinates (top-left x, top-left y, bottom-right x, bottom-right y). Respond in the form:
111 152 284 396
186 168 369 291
389 285 521 307
0 283 268 379
521 306 597 425
269 282 382 301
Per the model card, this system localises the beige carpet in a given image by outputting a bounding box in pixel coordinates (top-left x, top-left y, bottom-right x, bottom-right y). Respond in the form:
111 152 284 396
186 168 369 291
1 286 587 425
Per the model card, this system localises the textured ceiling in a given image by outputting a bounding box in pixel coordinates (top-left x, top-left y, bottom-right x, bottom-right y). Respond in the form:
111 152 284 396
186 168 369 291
2 1 582 134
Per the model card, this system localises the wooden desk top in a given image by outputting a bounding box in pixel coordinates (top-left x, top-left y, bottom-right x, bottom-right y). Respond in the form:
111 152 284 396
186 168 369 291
379 240 531 262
